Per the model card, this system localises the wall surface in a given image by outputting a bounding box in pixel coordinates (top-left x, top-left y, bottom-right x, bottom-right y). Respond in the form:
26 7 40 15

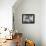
41 0 46 46
0 0 16 30
13 0 41 46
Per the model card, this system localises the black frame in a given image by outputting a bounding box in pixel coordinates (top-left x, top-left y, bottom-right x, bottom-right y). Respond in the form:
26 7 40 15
22 14 35 24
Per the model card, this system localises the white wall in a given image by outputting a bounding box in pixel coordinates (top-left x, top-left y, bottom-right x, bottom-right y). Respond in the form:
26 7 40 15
13 0 41 46
41 0 46 46
0 0 16 30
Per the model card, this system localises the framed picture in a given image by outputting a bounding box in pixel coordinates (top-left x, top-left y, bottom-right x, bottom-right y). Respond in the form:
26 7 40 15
22 14 35 24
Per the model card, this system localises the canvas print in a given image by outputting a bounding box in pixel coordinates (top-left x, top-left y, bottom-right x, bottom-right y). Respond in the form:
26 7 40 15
22 14 35 24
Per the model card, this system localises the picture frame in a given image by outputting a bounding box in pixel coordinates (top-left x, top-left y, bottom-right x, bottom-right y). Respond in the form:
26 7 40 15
22 14 35 24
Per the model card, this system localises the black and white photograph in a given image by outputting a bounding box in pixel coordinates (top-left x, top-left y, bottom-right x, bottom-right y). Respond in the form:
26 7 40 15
22 14 35 24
